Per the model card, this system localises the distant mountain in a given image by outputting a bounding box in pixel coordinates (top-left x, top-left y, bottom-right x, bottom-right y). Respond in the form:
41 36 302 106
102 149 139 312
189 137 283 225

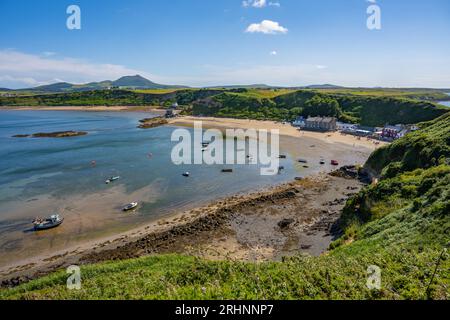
12 75 187 93
112 75 161 88
29 82 76 93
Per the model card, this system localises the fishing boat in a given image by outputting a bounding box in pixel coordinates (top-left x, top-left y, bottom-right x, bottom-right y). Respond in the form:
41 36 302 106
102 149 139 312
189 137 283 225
33 214 64 231
105 176 120 184
123 202 138 211
221 169 233 173
182 172 190 177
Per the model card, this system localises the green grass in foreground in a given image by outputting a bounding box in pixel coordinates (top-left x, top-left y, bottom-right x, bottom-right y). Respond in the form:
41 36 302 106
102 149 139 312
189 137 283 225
1 247 447 300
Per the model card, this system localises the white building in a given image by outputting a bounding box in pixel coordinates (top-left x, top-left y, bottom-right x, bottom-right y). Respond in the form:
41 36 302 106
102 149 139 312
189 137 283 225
337 122 358 132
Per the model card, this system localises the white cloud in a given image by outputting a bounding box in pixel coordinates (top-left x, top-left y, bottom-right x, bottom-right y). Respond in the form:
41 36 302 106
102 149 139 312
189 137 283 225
0 49 155 88
242 0 281 8
243 0 266 8
246 20 288 34
243 0 280 8
316 65 328 69
270 51 278 56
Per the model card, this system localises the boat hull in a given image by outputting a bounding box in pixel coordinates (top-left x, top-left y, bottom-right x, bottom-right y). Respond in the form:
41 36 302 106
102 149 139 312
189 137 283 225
34 218 64 231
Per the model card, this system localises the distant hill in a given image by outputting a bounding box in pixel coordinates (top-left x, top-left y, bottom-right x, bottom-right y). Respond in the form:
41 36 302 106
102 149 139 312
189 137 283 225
112 75 164 88
205 84 273 89
301 84 344 89
12 75 187 93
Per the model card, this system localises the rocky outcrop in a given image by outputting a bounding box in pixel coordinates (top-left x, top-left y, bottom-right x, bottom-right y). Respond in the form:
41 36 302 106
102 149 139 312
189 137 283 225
138 117 168 129
13 131 88 138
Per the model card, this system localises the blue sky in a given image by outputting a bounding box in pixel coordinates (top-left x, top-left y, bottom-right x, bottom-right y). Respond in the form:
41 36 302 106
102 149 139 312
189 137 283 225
0 0 449 88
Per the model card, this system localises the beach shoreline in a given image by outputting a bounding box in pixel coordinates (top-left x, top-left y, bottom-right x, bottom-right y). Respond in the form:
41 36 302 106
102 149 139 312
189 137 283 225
0 111 383 287
168 116 386 150
1 170 365 287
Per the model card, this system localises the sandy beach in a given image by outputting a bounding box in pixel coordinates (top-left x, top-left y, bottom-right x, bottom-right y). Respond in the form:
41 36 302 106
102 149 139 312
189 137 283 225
168 116 386 150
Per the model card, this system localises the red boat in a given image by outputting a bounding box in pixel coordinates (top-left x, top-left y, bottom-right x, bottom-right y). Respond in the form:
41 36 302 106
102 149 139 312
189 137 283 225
331 160 339 166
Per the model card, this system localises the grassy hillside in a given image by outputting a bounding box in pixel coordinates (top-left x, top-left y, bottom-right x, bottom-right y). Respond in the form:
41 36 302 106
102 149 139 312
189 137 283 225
366 113 450 175
1 88 448 126
1 115 449 300
316 88 450 102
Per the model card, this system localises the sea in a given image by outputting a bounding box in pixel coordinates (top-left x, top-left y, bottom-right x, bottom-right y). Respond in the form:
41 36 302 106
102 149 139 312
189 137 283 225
0 110 303 267
438 93 450 108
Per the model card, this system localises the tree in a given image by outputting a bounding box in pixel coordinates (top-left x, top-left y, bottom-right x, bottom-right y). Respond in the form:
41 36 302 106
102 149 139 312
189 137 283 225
303 95 341 117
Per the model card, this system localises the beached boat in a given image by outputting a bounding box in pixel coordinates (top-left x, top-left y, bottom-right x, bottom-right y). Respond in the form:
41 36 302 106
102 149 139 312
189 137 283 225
320 159 325 165
105 176 120 184
331 160 339 166
123 202 138 211
33 214 64 231
298 159 308 163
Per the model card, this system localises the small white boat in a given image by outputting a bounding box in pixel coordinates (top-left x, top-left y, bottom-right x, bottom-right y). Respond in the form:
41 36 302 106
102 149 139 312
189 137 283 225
182 172 190 177
106 176 120 184
123 202 138 211
33 214 64 231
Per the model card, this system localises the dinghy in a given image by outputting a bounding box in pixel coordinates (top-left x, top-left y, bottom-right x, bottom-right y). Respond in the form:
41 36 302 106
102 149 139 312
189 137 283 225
123 202 138 211
33 214 64 231
106 176 120 184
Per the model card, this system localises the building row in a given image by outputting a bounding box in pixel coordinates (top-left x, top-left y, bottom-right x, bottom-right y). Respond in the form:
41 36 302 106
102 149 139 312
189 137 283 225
292 116 419 140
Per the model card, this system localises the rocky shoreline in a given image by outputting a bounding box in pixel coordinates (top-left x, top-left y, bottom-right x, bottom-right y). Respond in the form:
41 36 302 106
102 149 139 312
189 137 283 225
1 169 365 288
138 117 168 129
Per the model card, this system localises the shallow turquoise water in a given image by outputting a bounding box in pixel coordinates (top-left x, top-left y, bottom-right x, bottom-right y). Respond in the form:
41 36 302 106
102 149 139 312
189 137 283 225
0 110 300 265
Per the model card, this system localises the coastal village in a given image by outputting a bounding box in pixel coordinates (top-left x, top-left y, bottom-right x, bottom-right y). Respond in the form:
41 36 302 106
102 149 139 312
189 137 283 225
292 116 419 141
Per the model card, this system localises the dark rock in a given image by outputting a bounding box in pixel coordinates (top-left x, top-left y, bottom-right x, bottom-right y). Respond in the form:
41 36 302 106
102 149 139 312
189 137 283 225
31 131 88 138
278 218 295 230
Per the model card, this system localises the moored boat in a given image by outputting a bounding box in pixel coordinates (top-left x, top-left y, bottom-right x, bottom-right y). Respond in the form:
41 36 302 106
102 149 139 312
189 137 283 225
106 176 120 184
123 202 138 211
33 214 64 231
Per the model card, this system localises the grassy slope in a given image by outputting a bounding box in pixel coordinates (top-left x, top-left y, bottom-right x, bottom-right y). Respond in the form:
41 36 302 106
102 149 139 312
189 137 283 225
2 88 448 126
1 116 449 300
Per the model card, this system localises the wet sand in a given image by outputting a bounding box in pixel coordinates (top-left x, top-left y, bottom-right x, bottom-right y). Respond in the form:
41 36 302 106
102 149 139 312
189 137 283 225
1 171 365 287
